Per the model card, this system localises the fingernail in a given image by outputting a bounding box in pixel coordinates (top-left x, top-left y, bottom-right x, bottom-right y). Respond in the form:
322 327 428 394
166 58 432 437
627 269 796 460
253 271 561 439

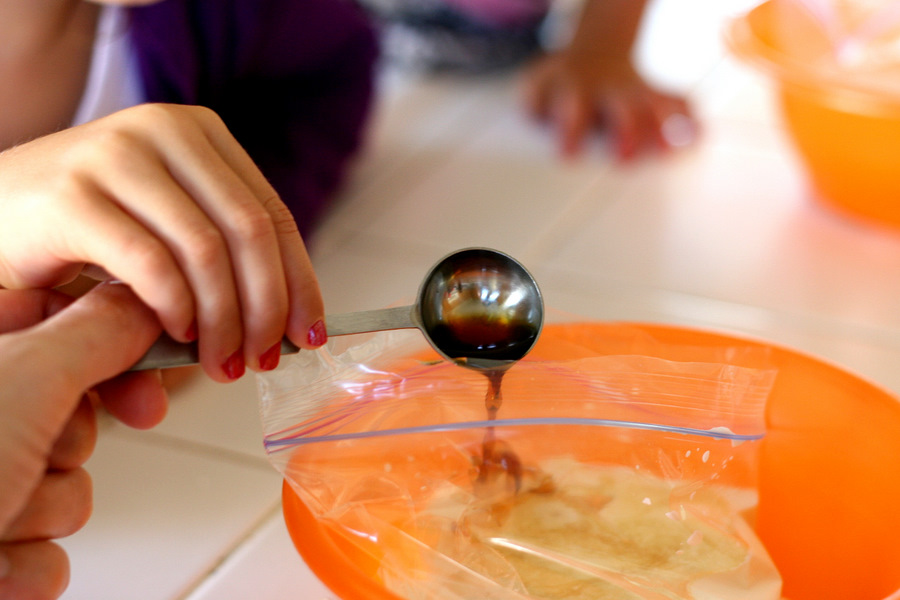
661 113 696 148
259 343 281 371
184 321 198 342
222 350 245 380
307 319 327 347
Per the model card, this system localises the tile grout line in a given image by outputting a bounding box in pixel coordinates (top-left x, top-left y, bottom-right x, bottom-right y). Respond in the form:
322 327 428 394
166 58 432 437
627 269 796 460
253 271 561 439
105 424 275 474
174 500 285 600
516 165 624 269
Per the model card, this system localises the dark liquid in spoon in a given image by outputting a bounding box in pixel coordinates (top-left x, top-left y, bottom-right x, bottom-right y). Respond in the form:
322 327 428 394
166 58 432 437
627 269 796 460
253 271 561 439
427 317 540 362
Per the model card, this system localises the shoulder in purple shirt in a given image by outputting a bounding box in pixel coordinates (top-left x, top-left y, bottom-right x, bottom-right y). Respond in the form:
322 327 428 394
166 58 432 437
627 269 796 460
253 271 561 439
127 0 380 238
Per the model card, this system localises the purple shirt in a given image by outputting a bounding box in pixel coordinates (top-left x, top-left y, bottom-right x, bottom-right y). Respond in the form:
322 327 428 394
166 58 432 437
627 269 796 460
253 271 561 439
128 0 379 238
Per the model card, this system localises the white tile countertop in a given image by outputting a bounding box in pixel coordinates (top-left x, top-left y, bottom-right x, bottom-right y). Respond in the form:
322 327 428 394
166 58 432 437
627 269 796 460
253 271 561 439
59 0 900 598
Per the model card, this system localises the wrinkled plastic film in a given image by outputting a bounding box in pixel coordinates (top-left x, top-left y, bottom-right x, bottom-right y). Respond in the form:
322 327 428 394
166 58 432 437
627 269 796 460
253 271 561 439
257 323 781 599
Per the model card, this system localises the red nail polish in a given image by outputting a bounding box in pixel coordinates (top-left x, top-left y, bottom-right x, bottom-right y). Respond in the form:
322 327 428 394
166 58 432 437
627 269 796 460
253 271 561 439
185 321 198 342
307 319 327 347
222 350 245 380
259 343 281 371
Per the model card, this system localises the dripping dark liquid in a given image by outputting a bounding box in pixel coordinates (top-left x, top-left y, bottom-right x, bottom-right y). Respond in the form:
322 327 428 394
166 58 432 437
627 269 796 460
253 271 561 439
484 369 504 417
474 367 524 493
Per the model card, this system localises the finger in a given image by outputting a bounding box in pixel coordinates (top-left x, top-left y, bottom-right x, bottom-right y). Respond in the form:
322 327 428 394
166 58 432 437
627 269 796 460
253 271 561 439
49 178 195 345
191 107 326 354
603 94 641 161
94 370 168 430
0 541 69 600
521 56 556 122
0 469 91 542
553 89 593 159
269 209 326 352
46 397 96 471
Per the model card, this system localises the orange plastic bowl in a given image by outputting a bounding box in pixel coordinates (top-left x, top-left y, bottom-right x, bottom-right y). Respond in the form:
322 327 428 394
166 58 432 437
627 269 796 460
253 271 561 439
283 322 900 600
727 0 900 229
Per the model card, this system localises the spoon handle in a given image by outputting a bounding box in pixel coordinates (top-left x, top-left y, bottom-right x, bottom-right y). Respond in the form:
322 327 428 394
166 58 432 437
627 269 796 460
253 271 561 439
129 305 418 371
322 305 417 336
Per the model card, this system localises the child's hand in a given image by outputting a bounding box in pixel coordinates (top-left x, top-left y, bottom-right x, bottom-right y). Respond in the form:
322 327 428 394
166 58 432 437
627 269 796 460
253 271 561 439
0 283 162 600
522 51 696 161
0 104 326 382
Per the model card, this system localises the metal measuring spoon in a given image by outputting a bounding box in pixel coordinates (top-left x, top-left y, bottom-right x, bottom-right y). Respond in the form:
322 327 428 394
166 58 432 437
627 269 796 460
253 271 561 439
130 247 544 372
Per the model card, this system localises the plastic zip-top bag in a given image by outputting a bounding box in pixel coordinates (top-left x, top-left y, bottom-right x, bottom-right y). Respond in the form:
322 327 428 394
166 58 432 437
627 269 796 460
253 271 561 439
258 320 781 600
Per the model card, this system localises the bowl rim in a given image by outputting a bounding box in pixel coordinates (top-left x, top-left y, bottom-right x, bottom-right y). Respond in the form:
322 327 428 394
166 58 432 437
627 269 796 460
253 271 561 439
724 0 900 107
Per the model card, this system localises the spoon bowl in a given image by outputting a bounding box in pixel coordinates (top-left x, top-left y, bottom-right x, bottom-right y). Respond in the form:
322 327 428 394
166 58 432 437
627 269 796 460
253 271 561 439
417 248 543 370
131 248 544 372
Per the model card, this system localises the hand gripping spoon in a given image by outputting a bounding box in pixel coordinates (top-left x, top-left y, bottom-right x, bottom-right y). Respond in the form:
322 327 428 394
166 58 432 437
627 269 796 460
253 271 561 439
130 248 544 372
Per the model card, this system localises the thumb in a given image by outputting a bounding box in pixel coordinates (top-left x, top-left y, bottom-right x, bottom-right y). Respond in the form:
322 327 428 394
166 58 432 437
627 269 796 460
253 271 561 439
4 282 162 408
0 282 161 481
